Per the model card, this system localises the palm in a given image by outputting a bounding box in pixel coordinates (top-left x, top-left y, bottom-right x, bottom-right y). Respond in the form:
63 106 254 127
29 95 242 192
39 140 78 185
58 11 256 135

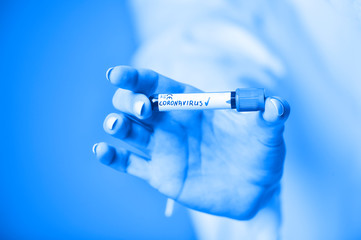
146 109 284 219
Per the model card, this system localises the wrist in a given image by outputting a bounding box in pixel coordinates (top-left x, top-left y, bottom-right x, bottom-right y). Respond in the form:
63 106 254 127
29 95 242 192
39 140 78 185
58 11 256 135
189 185 281 240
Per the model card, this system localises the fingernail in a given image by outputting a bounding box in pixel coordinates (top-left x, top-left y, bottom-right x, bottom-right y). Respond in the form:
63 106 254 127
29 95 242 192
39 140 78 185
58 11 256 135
106 116 118 130
106 67 114 81
92 143 98 154
134 100 145 117
270 98 284 116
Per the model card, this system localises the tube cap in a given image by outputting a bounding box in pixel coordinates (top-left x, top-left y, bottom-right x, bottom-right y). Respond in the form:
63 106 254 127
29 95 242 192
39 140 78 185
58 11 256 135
235 88 265 112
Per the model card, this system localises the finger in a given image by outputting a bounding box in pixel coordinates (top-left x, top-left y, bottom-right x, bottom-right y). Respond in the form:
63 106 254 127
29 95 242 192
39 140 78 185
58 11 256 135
92 142 150 180
112 89 153 120
106 65 198 95
103 113 152 148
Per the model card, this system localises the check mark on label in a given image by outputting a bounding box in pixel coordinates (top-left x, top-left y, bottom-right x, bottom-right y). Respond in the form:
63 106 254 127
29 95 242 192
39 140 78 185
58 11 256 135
205 97 210 106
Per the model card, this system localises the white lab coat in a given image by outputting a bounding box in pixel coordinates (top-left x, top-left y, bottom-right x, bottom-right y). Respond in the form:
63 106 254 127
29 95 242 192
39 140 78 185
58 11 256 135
130 1 361 239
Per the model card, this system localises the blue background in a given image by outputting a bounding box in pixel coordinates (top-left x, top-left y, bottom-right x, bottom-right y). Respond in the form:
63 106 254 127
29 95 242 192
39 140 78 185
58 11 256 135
0 1 195 239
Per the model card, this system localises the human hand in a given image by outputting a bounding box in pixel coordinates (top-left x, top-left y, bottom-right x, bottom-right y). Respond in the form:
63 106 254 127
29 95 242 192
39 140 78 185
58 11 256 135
93 66 290 220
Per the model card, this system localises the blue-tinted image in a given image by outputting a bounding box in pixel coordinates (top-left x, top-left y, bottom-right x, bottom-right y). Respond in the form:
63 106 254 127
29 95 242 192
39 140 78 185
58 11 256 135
1 0 361 239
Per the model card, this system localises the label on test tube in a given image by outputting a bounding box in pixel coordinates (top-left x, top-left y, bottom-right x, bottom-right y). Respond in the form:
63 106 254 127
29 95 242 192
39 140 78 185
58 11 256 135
150 88 265 112
157 92 232 111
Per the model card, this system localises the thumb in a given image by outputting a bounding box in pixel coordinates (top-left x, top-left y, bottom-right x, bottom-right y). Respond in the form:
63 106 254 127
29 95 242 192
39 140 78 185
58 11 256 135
257 96 290 146
262 97 290 125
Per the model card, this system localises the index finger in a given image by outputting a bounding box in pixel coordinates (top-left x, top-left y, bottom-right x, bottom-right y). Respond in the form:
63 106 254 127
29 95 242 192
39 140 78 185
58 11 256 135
106 66 198 96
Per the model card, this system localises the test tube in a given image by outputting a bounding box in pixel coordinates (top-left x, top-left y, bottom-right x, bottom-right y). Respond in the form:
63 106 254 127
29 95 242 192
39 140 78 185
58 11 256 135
150 88 265 112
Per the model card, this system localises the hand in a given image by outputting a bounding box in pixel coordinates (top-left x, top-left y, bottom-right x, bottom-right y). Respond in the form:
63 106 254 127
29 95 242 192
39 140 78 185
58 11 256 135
93 66 290 220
